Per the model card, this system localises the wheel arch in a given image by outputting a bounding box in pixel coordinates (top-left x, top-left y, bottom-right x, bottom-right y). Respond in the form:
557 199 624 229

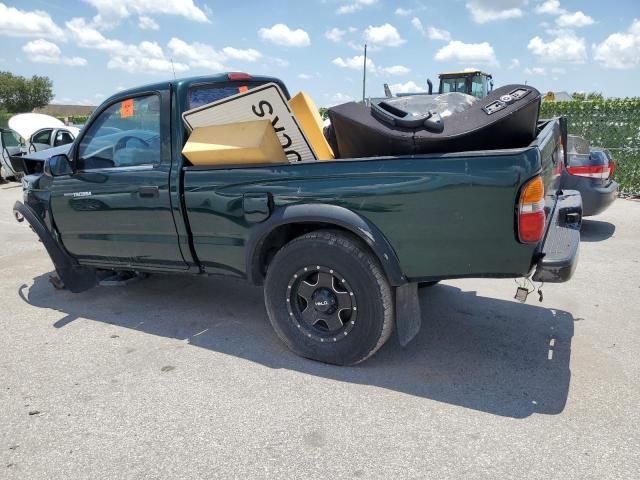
246 203 406 287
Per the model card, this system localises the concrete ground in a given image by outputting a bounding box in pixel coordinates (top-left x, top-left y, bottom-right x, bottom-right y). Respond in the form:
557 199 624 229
1 181 638 479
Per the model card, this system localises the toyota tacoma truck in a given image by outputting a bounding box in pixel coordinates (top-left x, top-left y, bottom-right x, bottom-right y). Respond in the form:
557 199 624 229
14 73 581 365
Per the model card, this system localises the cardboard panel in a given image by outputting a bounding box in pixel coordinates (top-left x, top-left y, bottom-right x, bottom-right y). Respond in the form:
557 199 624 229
183 83 316 163
289 92 334 160
181 120 287 166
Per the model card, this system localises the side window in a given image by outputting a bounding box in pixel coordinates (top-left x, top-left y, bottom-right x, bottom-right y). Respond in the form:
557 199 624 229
471 75 485 98
32 129 52 145
77 94 160 170
54 130 74 147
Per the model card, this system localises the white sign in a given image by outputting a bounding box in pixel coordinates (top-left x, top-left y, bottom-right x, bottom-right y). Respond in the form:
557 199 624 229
182 83 316 163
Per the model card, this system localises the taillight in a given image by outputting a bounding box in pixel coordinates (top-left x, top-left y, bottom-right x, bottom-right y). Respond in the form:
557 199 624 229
518 175 545 243
567 164 611 179
227 72 252 81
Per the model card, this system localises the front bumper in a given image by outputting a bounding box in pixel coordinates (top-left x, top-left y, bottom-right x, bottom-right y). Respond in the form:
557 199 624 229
532 190 582 283
13 201 97 293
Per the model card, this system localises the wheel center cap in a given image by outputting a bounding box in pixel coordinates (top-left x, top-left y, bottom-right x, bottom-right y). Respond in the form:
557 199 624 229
312 288 337 313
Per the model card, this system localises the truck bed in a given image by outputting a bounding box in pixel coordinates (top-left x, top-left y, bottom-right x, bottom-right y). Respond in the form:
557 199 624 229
182 119 562 282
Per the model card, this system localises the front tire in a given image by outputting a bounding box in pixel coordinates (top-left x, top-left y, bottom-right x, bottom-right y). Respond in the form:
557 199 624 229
264 230 394 365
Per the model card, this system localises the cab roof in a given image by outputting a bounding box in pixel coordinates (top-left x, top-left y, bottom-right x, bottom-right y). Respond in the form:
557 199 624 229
105 73 289 103
438 71 492 78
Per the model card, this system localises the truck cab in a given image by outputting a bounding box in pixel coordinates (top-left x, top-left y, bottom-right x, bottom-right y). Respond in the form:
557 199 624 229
438 71 493 99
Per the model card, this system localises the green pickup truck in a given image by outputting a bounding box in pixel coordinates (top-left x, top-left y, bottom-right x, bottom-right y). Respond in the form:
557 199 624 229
14 73 581 365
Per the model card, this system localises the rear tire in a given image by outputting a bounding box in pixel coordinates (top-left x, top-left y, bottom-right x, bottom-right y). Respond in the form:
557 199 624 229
264 230 394 365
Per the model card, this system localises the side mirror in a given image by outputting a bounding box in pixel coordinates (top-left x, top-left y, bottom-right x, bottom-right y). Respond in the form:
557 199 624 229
44 154 73 177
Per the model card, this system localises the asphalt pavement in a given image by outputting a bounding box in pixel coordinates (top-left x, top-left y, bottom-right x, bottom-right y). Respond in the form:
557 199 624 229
1 181 638 479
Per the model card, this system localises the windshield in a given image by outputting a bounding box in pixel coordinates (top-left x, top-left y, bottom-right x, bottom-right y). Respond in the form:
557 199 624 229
441 78 467 94
1 130 22 148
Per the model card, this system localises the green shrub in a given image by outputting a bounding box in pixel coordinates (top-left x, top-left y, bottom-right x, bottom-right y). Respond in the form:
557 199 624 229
0 111 10 128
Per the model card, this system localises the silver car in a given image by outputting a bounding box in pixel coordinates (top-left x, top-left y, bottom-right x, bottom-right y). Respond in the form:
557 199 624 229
27 127 78 153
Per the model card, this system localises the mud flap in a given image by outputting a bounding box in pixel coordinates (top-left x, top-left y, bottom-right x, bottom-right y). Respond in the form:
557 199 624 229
395 282 422 346
13 201 97 293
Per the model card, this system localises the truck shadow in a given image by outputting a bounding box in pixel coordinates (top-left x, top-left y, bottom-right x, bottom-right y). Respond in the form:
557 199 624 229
20 273 573 419
580 219 615 242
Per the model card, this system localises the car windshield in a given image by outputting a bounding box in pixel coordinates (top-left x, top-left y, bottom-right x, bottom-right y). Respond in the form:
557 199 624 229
1 130 21 147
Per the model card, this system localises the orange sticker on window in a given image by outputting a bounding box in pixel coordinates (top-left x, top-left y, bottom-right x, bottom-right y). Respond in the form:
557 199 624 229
238 86 249 93
120 99 134 118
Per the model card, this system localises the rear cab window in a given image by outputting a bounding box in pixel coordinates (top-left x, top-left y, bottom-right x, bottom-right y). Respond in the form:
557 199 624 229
187 80 288 109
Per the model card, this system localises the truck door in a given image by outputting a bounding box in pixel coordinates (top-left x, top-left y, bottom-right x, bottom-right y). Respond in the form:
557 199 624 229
49 91 188 270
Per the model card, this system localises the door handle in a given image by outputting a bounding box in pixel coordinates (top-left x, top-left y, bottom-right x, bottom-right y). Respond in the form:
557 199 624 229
138 186 159 198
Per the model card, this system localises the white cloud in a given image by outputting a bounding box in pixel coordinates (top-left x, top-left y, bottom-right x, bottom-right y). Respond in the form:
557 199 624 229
347 40 372 51
556 11 594 28
109 40 189 74
535 0 565 15
222 46 262 62
0 3 65 40
411 18 451 41
524 66 546 75
22 39 87 66
427 26 451 41
138 16 159 30
258 24 310 47
337 0 377 15
466 0 527 24
167 37 231 72
269 57 290 67
534 2 595 29
325 92 355 106
167 37 226 70
388 80 426 94
67 17 130 51
593 19 640 69
410 17 424 34
332 55 374 70
363 23 405 47
165 39 263 70
395 7 412 16
435 40 498 65
66 18 188 74
84 0 208 27
528 33 587 63
332 54 406 76
325 27 346 43
379 65 411 75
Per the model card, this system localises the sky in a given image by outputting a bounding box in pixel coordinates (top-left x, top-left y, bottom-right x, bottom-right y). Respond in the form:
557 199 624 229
0 0 638 107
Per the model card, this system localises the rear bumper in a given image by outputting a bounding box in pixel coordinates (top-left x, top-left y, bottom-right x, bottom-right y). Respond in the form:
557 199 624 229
560 172 618 217
580 179 618 217
532 190 582 283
